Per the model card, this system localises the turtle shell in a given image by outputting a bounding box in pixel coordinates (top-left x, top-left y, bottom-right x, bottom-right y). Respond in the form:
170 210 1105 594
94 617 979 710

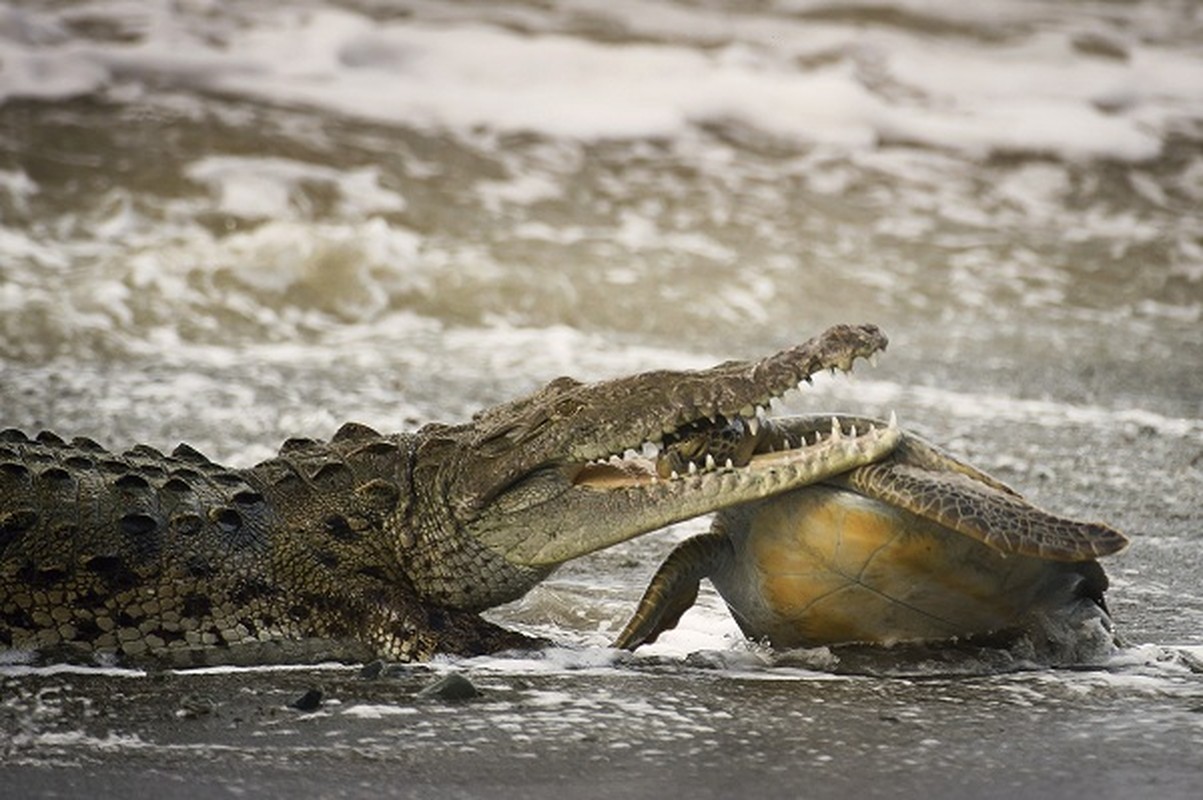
710 485 1105 648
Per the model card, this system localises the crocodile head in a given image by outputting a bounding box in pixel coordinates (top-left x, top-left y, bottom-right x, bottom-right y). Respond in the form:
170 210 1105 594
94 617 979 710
408 325 900 592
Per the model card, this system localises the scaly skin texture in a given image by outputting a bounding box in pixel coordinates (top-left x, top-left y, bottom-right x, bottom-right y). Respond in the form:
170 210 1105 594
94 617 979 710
1 325 896 666
613 415 1127 653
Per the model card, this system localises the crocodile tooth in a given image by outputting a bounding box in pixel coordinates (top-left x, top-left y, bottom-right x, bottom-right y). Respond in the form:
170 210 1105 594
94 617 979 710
830 417 842 440
705 454 716 470
725 458 734 469
688 461 698 475
850 425 858 437
747 415 760 436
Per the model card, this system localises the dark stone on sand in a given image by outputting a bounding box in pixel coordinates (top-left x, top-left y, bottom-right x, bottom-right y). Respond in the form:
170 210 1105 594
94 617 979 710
358 660 385 680
289 688 323 711
416 672 479 701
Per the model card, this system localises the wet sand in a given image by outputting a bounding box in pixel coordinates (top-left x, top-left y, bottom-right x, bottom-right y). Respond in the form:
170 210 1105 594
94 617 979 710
4 657 1202 800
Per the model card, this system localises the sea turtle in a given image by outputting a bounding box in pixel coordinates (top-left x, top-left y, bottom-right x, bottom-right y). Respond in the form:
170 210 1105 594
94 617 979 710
613 414 1128 653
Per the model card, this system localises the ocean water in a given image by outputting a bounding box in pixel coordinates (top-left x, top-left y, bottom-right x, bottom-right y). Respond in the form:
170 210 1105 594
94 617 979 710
1 0 1201 794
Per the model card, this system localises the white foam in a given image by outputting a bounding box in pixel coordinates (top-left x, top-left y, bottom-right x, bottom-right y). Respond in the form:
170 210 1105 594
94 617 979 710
2 2 1198 160
342 704 419 719
185 156 406 220
216 13 878 144
20 730 151 751
0 662 145 678
451 646 627 676
168 661 357 676
476 172 564 211
786 376 1203 441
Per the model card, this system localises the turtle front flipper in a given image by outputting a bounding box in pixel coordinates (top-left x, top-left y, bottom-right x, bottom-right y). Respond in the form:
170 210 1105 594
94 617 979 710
832 461 1128 562
612 533 732 650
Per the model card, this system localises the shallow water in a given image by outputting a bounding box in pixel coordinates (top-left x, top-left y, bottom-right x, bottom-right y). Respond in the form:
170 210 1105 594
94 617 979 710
2 0 1202 795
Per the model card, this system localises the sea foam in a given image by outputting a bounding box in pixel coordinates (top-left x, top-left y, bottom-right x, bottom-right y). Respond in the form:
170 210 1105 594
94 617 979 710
1 2 1199 160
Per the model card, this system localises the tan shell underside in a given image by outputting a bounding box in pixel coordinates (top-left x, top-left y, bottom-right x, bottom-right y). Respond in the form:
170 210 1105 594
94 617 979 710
712 486 1091 648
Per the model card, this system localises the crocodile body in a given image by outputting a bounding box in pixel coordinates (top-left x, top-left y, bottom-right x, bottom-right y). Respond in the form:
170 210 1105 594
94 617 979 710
1 324 896 666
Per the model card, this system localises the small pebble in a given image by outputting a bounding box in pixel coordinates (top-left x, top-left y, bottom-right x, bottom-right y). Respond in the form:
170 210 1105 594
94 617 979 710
358 660 385 680
416 672 479 701
176 694 216 719
290 688 323 711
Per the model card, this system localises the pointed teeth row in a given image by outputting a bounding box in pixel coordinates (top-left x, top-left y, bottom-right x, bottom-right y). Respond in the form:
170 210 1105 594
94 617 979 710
644 412 900 481
799 348 883 387
737 401 772 419
590 403 772 468
769 348 883 409
592 445 658 468
664 456 735 481
751 412 899 456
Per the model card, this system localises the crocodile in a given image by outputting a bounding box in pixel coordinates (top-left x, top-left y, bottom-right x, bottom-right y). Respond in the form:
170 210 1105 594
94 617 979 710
0 324 897 667
613 414 1127 655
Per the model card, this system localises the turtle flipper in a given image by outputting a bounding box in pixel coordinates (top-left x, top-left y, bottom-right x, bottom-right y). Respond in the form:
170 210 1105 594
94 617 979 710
890 430 1021 496
612 532 732 650
833 462 1128 561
